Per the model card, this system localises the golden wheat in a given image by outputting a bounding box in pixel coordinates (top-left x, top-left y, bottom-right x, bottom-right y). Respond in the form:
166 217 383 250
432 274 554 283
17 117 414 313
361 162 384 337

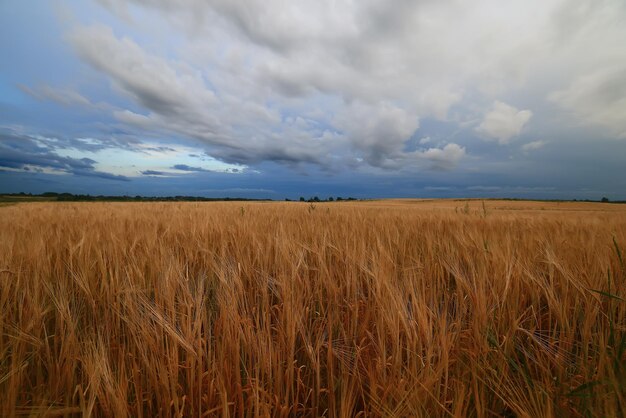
1 200 625 417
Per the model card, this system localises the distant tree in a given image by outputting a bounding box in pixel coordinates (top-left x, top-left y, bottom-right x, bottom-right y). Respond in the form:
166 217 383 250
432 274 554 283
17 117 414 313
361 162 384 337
336 197 343 201
601 197 610 203
328 197 334 202
313 196 320 202
299 197 305 202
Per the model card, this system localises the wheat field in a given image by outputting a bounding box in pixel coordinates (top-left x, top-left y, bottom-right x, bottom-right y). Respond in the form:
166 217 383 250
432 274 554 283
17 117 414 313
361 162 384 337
1 200 625 417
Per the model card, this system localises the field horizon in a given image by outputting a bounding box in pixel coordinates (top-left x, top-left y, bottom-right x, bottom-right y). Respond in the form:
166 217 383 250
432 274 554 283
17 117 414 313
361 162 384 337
2 192 625 204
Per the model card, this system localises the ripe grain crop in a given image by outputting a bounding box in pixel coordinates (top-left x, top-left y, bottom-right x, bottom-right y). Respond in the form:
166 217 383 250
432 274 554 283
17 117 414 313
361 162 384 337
1 200 625 417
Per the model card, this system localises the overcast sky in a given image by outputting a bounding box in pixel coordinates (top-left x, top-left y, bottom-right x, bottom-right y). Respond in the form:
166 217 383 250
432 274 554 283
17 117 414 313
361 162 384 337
1 0 625 199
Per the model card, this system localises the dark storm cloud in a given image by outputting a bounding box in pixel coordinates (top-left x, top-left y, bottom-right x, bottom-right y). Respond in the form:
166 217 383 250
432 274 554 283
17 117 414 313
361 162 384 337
140 170 166 176
0 130 129 181
171 164 210 172
68 168 129 181
143 145 177 153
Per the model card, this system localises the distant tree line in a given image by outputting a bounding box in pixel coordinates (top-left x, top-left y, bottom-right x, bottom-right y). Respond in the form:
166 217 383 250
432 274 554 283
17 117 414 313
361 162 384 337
1 192 363 203
0 192 271 202
285 196 358 202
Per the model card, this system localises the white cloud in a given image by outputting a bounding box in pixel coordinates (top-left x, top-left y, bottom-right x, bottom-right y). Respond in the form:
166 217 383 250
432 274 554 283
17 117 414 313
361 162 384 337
19 84 92 107
477 101 532 144
417 143 466 170
549 66 626 139
334 102 419 167
522 140 546 152
69 25 219 121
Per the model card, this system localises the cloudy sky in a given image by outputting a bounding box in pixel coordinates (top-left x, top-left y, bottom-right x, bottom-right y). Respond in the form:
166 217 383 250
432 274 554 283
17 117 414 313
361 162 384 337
1 0 625 199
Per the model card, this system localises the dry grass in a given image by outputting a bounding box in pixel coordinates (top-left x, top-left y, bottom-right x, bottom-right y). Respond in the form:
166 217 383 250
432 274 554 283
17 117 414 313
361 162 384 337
1 200 625 417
